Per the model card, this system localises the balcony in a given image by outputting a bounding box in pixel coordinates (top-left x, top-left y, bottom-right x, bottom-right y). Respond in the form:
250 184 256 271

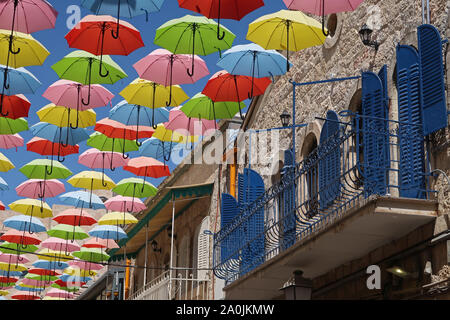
213 113 438 299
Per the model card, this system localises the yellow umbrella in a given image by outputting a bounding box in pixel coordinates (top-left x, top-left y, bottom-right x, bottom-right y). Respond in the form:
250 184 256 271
247 9 327 71
36 104 96 128
0 152 14 172
9 198 52 218
64 267 97 277
43 296 65 300
120 78 189 108
98 211 138 225
0 262 27 272
67 170 115 190
0 30 50 68
153 124 198 144
0 290 9 296
36 249 73 262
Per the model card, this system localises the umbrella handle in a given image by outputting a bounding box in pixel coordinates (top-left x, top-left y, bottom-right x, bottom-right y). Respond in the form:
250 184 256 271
57 138 65 162
162 141 172 162
216 0 225 40
111 2 121 39
8 37 20 55
187 24 197 77
321 0 330 37
165 56 174 107
141 8 149 22
101 164 108 188
151 84 158 129
286 20 291 72
81 59 93 106
0 93 9 117
135 105 142 146
99 59 110 78
2 68 9 93
46 162 53 176
69 110 80 130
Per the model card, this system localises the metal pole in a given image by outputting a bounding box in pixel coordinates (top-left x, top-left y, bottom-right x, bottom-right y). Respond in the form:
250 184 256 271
422 0 425 24
143 223 148 286
427 0 430 24
168 192 175 299
292 81 297 218
123 245 126 300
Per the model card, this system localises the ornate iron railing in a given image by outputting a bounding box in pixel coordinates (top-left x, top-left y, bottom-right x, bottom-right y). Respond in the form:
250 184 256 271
213 113 435 284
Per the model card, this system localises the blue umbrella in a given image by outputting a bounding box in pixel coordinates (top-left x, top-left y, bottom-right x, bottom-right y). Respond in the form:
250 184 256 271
109 100 170 133
0 177 8 191
89 225 127 241
59 191 106 210
0 269 23 277
30 122 90 147
14 285 45 292
3 215 46 233
81 0 164 37
59 274 92 283
32 260 69 270
216 43 291 98
139 137 179 162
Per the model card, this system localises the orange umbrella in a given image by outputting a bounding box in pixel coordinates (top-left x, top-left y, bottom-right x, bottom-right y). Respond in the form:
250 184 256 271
123 156 170 179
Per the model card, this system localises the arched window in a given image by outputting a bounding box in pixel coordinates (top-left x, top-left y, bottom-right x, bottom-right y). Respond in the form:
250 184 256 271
301 133 319 219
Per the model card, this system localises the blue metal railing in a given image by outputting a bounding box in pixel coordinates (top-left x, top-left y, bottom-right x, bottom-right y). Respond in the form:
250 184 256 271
213 113 436 284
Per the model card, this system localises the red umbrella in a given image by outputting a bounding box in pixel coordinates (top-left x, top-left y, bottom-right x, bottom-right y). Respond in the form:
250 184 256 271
95 118 155 140
65 15 144 78
0 201 5 211
52 209 97 227
123 156 170 179
0 94 30 119
0 230 41 245
178 0 264 39
27 137 79 164
28 268 61 277
11 293 41 300
82 238 119 249
54 279 85 288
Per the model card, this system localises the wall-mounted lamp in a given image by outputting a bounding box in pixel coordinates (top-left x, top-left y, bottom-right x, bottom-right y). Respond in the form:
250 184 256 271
279 270 312 300
359 24 379 51
151 240 161 253
280 111 292 128
386 266 411 278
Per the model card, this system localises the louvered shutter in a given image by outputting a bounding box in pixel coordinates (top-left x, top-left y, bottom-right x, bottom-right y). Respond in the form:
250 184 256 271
281 149 296 250
418 24 448 135
378 65 389 110
396 45 426 199
197 216 210 280
240 168 265 275
237 173 245 206
220 193 239 265
319 110 341 209
361 71 390 197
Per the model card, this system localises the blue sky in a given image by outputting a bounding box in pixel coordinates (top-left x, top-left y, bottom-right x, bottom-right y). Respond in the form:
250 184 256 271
0 0 286 206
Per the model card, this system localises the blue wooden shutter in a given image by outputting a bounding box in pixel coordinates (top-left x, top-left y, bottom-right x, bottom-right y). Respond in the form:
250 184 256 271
281 149 296 250
378 65 389 110
418 24 447 135
220 193 239 265
237 173 245 206
319 110 341 209
240 168 265 275
396 45 426 199
361 71 390 197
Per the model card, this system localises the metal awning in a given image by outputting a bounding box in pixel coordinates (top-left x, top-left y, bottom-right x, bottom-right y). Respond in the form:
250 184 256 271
108 183 214 260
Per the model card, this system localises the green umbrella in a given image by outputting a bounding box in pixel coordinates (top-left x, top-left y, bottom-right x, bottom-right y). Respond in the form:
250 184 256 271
47 224 89 241
154 15 235 76
51 283 79 293
0 242 38 254
25 274 59 282
20 159 72 180
181 92 244 120
87 132 139 160
51 50 127 106
72 248 109 263
113 177 157 199
0 117 28 134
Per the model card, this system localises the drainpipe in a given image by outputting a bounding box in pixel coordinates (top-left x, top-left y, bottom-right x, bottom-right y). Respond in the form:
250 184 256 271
125 259 130 300
230 162 236 198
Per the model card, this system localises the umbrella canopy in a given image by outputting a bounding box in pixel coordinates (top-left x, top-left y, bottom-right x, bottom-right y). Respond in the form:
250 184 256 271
53 209 97 227
247 10 327 71
154 15 235 76
28 268 60 277
46 288 74 299
9 198 52 218
30 122 90 146
139 137 179 161
3 215 46 233
27 137 79 160
41 237 81 253
59 191 106 210
32 260 69 270
79 148 129 172
95 118 156 141
0 177 7 191
82 238 119 249
0 94 30 119
98 211 138 225
36 249 73 261
15 179 65 199
0 30 50 68
152 123 198 144
69 260 104 271
37 105 97 128
88 225 127 240
68 170 116 190
0 65 41 95
72 247 110 263
0 133 23 149
47 224 90 241
165 107 217 136
19 159 72 180
0 152 14 172
112 177 158 198
181 92 244 121
0 230 41 245
0 201 4 211
11 293 40 300
123 156 170 179
87 131 139 158
0 253 30 264
0 117 28 135
104 195 146 213
0 262 28 272
0 242 38 254
0 0 58 34
65 267 98 277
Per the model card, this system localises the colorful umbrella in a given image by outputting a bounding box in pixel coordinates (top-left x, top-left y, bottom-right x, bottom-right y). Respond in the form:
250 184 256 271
41 237 81 253
152 123 198 144
0 229 41 245
283 0 364 36
53 209 97 227
0 242 38 254
0 0 58 34
28 268 61 277
20 159 72 181
79 148 129 181
87 131 139 159
0 133 23 149
11 293 40 300
0 253 30 264
112 177 157 199
47 224 89 241
36 249 73 262
66 15 144 77
120 78 188 128
37 104 97 129
69 260 104 271
0 177 7 191
82 238 119 249
46 288 74 299
108 100 170 141
139 137 179 162
181 92 244 121
88 225 127 241
81 0 164 37
0 117 28 135
9 198 52 218
0 94 30 119
247 10 327 71
32 260 69 270
98 211 138 225
0 152 14 172
72 247 110 263
104 195 146 213
30 122 90 148
154 15 235 76
178 0 264 39
15 179 65 199
68 170 115 191
3 215 46 233
26 137 79 164
133 48 209 105
95 118 156 141
165 107 217 136
59 191 106 210
123 156 170 180
0 201 5 211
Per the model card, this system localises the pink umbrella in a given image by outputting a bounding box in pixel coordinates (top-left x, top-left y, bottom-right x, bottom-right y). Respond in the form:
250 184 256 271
165 107 218 136
104 195 146 213
22 278 48 287
15 179 65 199
42 80 114 129
0 253 30 264
0 134 23 150
82 238 119 249
41 237 81 253
133 48 210 106
78 148 129 187
46 288 74 299
68 260 104 271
